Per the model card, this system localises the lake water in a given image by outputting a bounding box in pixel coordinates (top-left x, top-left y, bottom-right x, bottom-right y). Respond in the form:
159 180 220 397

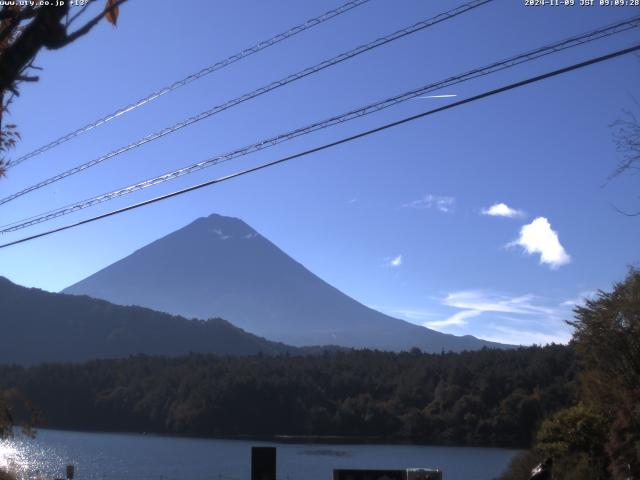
1 429 520 480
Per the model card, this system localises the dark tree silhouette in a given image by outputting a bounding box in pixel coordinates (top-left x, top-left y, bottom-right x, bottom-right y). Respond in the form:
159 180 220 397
0 345 576 447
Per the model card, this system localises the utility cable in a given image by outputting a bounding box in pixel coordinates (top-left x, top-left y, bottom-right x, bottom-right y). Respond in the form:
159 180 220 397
1 43 637 249
0 0 493 204
4 0 371 169
1 16 637 231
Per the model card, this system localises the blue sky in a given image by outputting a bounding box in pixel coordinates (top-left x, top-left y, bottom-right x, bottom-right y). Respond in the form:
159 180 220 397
0 0 638 345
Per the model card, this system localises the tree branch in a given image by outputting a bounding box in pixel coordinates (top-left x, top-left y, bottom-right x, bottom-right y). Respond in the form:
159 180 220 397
0 6 36 22
66 0 94 27
56 0 127 48
0 0 127 92
0 12 21 46
610 202 640 217
16 74 39 82
0 5 68 92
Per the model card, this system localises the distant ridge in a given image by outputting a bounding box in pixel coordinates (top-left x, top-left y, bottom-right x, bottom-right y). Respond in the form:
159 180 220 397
0 276 300 365
64 214 511 352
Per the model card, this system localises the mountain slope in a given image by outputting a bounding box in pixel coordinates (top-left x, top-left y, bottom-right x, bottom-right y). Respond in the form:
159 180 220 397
64 214 509 352
0 276 296 364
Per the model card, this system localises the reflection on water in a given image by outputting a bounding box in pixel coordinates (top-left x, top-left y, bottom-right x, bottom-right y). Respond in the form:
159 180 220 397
0 436 66 479
1 429 520 480
0 442 21 474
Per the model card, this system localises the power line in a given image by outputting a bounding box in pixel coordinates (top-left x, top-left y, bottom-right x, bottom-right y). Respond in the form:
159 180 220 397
2 16 637 233
1 43 637 250
0 0 494 206
4 0 371 170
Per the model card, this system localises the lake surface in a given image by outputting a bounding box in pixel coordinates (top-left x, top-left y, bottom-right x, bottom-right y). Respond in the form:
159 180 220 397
1 429 520 480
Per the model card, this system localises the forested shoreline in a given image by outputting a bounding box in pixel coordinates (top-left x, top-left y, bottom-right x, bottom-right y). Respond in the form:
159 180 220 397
2 270 637 479
0 345 575 448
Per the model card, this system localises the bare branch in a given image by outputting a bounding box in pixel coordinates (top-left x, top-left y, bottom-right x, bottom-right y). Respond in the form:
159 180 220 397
0 0 127 92
0 5 69 92
58 0 127 48
607 108 640 185
610 202 640 217
67 0 95 27
16 74 38 82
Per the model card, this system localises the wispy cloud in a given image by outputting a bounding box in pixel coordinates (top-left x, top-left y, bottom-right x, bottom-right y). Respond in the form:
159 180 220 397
388 255 403 267
477 325 572 346
482 202 525 218
426 309 482 328
424 289 572 345
510 217 571 269
442 290 556 316
561 290 597 307
403 194 455 213
372 307 438 322
373 288 582 345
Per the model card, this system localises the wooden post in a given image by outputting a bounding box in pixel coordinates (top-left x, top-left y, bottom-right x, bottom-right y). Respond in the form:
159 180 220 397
251 446 276 480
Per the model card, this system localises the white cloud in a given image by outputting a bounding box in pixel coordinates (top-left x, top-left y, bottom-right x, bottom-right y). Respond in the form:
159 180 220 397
511 217 571 269
424 289 573 345
482 202 525 218
371 307 438 322
210 228 231 240
443 290 555 316
425 310 482 328
392 309 435 321
373 287 584 346
389 255 403 267
561 290 597 307
403 194 455 213
476 325 572 346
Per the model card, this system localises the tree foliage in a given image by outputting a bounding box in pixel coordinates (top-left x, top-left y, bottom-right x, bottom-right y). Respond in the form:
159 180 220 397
0 388 39 439
502 269 640 479
0 345 575 448
536 403 609 479
569 268 640 478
